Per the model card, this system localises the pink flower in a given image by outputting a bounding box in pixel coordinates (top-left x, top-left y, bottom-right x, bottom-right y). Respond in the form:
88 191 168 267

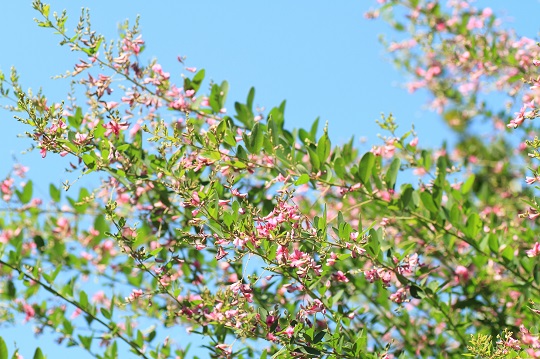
389 287 408 303
22 302 35 322
334 270 349 283
284 326 295 338
526 242 540 257
70 308 83 319
326 252 338 266
454 265 470 282
103 120 129 137
526 176 540 185
481 8 493 18
125 289 144 302
74 132 89 145
215 344 232 354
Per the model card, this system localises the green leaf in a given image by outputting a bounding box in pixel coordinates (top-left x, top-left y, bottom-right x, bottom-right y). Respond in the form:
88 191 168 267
150 247 163 257
334 157 345 179
209 83 223 112
501 245 514 262
450 203 460 224
313 331 326 343
79 291 88 309
385 158 400 190
488 234 499 254
400 185 414 209
78 335 92 350
465 213 481 239
42 4 50 17
236 145 248 161
6 280 16 299
295 174 310 186
462 175 475 194
420 191 438 213
435 156 447 187
421 150 432 170
307 148 320 171
82 154 96 169
32 347 44 359
358 152 375 185
250 122 264 154
259 350 267 359
17 180 33 204
101 307 112 320
0 336 8 359
185 69 205 93
317 133 331 164
67 107 83 128
49 184 61 202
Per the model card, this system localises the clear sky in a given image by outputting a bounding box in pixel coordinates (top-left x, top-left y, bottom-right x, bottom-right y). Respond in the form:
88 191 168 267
1 1 540 358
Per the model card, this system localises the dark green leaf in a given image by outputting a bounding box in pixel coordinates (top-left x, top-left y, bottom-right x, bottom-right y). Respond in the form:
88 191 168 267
358 152 375 185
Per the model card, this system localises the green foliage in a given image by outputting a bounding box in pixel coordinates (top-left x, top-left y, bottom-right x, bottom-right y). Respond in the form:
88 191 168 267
1 1 540 358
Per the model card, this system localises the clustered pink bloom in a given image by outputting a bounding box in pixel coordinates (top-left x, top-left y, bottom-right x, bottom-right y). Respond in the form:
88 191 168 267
22 302 35 322
125 289 144 302
371 138 397 158
1 178 14 201
389 287 408 304
122 34 144 55
255 200 301 238
103 119 129 137
13 164 29 178
364 267 392 287
229 281 254 302
396 253 420 276
73 132 89 145
86 74 113 99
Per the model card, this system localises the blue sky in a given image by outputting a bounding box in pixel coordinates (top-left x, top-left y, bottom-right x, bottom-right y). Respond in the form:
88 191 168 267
1 1 540 358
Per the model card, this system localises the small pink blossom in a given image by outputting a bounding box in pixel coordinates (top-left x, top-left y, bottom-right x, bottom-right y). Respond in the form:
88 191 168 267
526 242 540 257
103 120 129 137
22 302 35 322
284 326 295 338
454 265 470 282
334 270 349 283
126 289 144 302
